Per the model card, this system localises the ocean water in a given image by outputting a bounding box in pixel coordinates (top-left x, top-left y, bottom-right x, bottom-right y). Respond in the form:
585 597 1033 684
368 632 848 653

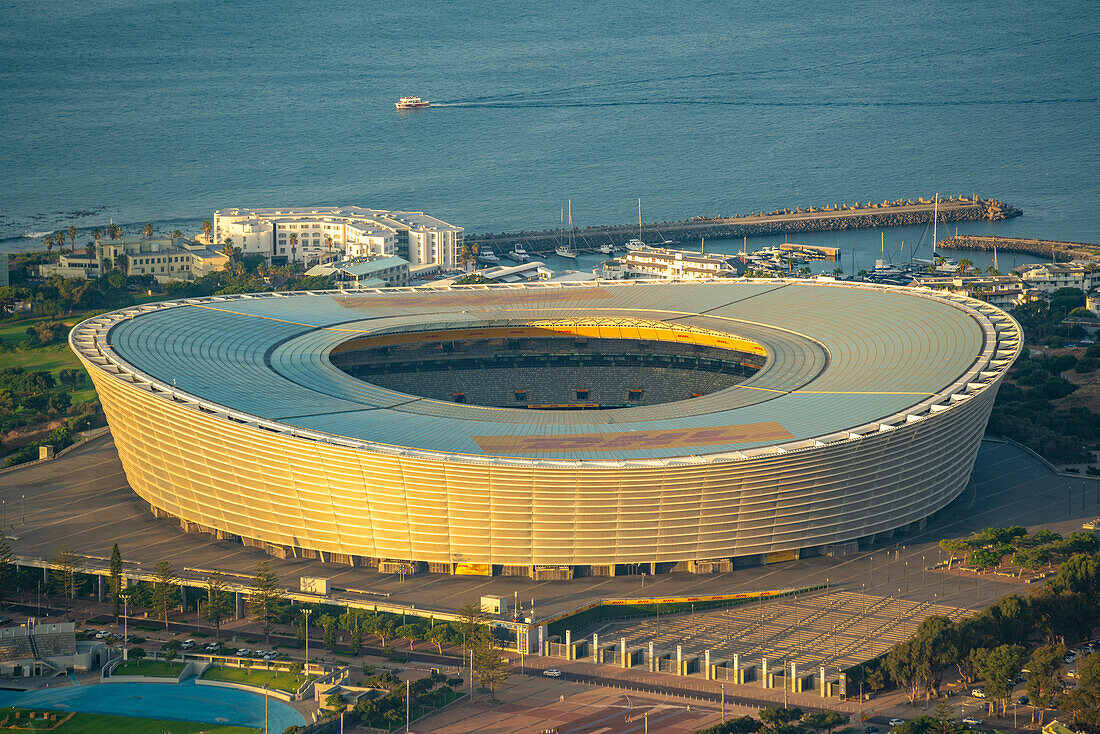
1 0 1097 264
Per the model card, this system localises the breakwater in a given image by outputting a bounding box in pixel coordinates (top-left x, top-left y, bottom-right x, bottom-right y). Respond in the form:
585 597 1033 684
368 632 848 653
468 196 1021 253
937 234 1098 264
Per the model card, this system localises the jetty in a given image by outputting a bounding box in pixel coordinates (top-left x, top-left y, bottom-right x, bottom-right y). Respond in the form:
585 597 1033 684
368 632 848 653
468 196 1021 254
937 234 1099 264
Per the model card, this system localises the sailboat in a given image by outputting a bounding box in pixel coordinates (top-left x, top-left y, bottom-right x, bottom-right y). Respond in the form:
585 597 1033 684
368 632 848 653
555 200 578 259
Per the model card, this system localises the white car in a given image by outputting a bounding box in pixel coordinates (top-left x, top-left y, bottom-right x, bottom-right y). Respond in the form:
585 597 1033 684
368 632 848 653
888 719 906 727
235 649 250 656
542 668 562 678
94 631 108 639
971 688 986 698
962 718 982 727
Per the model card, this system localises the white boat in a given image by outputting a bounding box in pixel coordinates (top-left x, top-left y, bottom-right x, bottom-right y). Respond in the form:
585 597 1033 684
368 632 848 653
478 248 500 264
395 96 430 110
599 243 613 255
507 246 530 262
556 199 578 259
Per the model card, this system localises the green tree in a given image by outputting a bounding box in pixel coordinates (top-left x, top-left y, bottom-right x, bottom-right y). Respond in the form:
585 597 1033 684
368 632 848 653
143 223 154 238
1025 643 1065 725
349 621 362 655
247 560 283 644
325 692 348 711
972 644 1027 716
58 368 83 393
1062 652 1100 732
51 544 83 614
108 543 123 618
204 570 233 635
201 220 213 242
0 537 14 595
471 629 508 700
321 614 337 649
152 560 179 630
396 622 426 650
802 711 847 734
128 646 145 660
456 599 488 652
67 226 77 252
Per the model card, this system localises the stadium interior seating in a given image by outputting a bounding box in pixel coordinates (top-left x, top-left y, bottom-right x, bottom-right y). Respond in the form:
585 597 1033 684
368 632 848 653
333 336 762 408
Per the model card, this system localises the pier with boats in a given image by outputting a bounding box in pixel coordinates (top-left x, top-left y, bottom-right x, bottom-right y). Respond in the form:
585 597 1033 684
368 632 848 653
467 196 1021 256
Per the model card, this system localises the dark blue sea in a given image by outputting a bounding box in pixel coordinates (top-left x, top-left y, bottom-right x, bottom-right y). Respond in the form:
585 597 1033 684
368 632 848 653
1 0 1097 271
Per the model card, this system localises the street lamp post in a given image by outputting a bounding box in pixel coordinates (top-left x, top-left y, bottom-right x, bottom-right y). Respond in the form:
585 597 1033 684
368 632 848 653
263 683 269 733
303 608 312 665
122 593 130 661
721 683 725 721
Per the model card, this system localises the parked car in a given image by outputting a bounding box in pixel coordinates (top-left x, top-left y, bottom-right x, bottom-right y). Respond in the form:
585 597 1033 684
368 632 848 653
962 718 983 727
180 640 195 650
235 649 250 656
971 688 986 698
94 631 108 639
889 719 906 727
542 669 562 678
865 726 879 733
1017 695 1029 705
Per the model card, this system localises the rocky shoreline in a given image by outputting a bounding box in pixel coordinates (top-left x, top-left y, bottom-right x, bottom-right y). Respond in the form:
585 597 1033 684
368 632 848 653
937 234 1098 264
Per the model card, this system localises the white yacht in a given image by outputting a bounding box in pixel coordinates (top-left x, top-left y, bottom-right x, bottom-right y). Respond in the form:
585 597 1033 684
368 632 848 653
555 245 578 260
507 246 530 262
478 248 500 265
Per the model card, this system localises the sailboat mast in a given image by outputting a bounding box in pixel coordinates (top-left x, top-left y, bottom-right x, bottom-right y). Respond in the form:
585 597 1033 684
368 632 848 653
568 199 574 249
638 198 642 242
932 193 939 254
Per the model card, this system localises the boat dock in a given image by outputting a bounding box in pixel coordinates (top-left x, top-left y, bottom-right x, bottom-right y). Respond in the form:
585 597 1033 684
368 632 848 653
780 243 840 260
469 196 1021 254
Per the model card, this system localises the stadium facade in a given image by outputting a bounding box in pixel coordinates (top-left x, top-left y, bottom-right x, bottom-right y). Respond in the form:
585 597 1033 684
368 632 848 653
71 280 1021 579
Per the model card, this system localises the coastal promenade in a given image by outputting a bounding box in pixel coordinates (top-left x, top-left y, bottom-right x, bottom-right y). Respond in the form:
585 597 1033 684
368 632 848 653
468 197 1021 253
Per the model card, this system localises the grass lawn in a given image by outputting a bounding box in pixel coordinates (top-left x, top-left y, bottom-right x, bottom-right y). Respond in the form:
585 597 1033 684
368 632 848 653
0 344 97 405
0 708 256 733
201 665 314 693
112 660 185 678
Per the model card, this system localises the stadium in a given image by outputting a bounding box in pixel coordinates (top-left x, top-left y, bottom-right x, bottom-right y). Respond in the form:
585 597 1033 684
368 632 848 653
70 280 1021 579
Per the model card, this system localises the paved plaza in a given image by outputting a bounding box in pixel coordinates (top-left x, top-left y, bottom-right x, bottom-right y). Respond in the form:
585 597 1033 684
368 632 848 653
594 590 967 671
0 435 1094 621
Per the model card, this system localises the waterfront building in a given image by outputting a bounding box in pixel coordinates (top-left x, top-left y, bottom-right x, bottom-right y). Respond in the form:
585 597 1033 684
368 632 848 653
617 245 745 280
41 236 228 283
908 274 1036 309
304 255 410 288
213 207 464 269
73 280 1019 579
1012 262 1099 295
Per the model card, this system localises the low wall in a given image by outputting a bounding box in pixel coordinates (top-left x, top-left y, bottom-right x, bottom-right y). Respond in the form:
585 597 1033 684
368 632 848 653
0 427 110 475
195 677 297 702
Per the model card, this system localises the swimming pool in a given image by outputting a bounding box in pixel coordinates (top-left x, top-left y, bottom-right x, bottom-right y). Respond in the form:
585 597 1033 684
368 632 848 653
0 679 306 731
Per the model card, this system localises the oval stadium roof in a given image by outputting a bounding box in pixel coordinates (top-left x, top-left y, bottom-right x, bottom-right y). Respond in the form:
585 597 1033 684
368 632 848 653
72 280 1021 465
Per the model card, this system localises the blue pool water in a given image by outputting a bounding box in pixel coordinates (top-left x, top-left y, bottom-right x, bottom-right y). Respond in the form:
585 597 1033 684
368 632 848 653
0 680 305 731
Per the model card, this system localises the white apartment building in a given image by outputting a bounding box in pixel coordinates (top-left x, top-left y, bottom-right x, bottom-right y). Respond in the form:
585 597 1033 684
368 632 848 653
1012 262 1099 295
213 207 464 268
619 245 745 280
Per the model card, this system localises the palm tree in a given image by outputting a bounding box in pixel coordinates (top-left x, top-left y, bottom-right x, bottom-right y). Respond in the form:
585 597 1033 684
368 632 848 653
289 233 298 264
43 234 53 255
201 220 213 243
458 243 479 272
67 226 77 252
143 223 154 238
325 235 333 262
956 258 973 275
56 231 67 255
171 229 183 241
93 228 102 245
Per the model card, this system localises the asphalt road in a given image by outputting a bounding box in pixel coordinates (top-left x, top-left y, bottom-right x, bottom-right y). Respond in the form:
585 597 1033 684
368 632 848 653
1 435 1096 621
